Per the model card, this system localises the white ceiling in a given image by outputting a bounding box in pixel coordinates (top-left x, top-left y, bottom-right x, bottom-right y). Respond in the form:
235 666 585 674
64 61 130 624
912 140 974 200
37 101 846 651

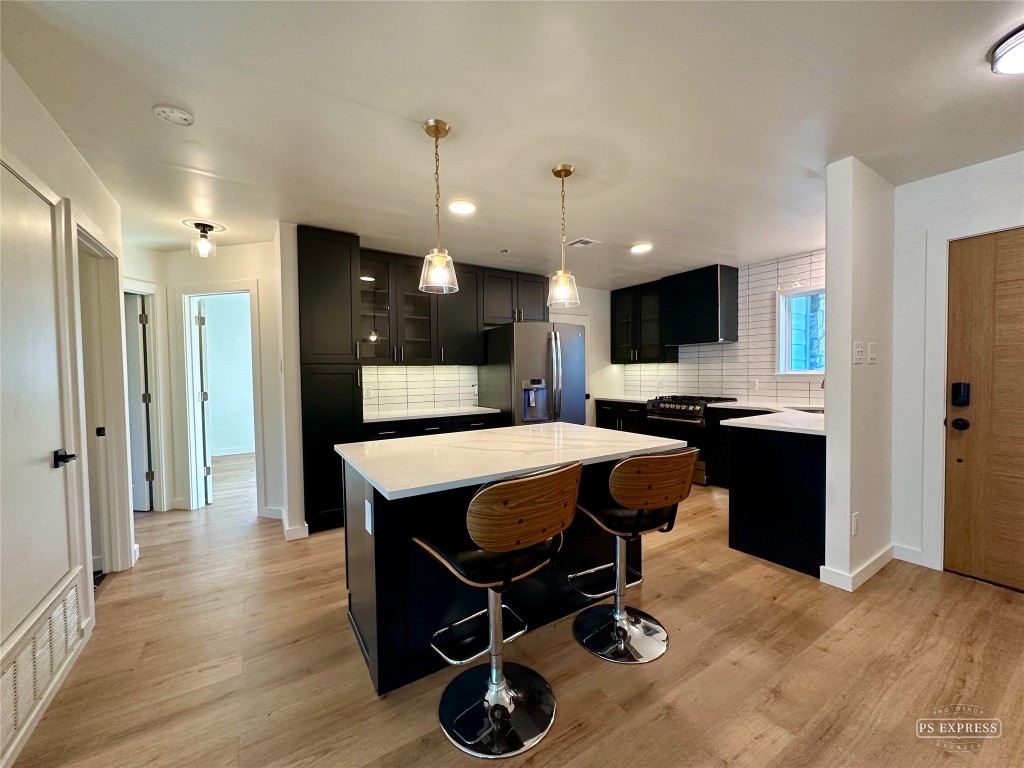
2 1 1022 289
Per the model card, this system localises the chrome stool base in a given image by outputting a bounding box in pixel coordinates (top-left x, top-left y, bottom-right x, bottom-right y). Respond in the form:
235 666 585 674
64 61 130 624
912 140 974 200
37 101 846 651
572 604 668 664
439 662 556 759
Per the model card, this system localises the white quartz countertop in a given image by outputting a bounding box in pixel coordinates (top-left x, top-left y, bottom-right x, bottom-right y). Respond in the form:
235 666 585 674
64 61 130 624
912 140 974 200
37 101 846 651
720 409 825 436
335 422 686 500
707 400 824 413
363 405 501 424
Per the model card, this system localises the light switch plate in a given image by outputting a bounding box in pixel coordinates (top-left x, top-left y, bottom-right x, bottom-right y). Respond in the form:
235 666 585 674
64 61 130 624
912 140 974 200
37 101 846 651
364 499 373 536
853 341 865 364
867 342 878 364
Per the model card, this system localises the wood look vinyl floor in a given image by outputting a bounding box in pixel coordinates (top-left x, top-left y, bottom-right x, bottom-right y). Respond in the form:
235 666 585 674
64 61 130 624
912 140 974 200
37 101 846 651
15 454 1024 767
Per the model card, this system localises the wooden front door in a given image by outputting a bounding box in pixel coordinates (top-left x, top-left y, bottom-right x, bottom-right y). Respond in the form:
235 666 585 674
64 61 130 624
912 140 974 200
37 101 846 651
944 227 1024 591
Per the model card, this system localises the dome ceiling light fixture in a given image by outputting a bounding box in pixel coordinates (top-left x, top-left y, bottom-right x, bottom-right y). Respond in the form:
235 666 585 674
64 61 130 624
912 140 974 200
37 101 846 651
418 118 459 294
992 24 1024 75
190 221 218 258
546 164 581 309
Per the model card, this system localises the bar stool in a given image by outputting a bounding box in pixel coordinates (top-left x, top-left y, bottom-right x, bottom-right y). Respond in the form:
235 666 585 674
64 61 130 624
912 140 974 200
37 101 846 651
572 447 699 664
412 461 582 759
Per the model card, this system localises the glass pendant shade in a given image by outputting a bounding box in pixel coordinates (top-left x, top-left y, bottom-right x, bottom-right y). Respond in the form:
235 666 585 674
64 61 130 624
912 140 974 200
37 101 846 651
419 248 459 294
192 233 215 258
369 328 379 342
547 269 580 308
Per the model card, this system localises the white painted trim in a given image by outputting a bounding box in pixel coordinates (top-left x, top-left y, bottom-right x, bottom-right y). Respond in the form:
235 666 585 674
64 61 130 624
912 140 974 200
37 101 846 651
820 545 893 592
917 216 1024 572
122 278 171 512
171 280 267 517
284 523 309 541
259 506 284 521
893 544 929 567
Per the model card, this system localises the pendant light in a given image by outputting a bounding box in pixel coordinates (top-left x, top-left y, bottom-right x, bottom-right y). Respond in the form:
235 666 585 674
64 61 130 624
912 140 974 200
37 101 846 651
418 118 459 294
191 222 216 258
547 164 580 308
368 275 379 342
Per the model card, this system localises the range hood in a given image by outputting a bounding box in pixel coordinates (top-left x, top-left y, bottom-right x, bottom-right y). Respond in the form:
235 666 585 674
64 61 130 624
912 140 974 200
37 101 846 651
660 264 738 346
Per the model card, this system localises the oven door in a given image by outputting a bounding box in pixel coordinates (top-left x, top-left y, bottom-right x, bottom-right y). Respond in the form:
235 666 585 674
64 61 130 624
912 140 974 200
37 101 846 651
644 417 709 484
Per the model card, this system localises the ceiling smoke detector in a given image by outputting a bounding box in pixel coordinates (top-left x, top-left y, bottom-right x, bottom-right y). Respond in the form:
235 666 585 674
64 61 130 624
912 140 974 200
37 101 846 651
153 104 195 127
567 238 601 248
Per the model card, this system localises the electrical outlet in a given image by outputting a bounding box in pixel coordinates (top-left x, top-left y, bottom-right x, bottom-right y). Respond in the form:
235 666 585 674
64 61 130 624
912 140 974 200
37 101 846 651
750 378 760 391
853 341 865 365
363 385 373 400
867 342 878 364
852 511 860 536
472 384 478 396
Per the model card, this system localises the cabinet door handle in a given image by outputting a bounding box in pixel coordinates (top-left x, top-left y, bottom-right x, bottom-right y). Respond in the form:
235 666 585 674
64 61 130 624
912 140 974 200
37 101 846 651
400 346 405 362
440 346 444 363
356 341 361 360
470 422 484 427
424 426 440 432
357 368 362 386
377 430 396 436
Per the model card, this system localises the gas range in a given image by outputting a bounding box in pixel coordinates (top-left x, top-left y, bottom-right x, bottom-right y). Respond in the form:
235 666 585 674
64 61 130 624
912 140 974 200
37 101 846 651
646 395 737 426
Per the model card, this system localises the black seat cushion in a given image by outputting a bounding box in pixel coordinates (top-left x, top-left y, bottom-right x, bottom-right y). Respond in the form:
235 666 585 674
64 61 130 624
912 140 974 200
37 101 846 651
578 483 676 537
413 533 562 589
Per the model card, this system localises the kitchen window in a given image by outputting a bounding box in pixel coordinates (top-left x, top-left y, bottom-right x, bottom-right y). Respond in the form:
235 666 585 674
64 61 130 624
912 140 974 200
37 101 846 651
777 286 825 375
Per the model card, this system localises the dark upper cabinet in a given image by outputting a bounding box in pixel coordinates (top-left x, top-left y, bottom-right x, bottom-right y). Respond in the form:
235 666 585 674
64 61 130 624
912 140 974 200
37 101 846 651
394 256 434 364
298 226 361 364
660 264 738 346
359 249 435 364
356 251 393 364
300 364 362 533
483 269 550 325
611 281 665 364
435 264 484 365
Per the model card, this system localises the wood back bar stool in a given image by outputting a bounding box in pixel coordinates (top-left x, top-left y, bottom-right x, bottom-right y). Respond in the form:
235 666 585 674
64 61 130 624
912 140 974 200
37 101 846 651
412 461 582 759
572 447 699 664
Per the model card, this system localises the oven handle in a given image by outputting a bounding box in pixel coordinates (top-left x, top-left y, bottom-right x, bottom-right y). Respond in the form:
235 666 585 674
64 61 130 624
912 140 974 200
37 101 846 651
646 414 706 426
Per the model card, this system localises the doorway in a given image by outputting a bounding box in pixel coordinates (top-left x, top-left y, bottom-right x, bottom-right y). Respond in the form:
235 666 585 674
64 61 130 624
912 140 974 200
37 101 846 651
182 291 258 512
124 293 155 513
943 226 1024 591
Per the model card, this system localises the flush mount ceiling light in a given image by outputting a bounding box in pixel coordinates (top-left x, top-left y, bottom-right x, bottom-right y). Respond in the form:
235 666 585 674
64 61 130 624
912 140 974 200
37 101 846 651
190 222 217 258
547 164 581 309
630 242 654 255
418 118 459 294
992 25 1024 75
153 104 195 127
448 199 477 215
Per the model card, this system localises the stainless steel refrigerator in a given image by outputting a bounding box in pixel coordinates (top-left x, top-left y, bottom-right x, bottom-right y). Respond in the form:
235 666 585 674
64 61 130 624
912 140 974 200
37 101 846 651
478 321 586 425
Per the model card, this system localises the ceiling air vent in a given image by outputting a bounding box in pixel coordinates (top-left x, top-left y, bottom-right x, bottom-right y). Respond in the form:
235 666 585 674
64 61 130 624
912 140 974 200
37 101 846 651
567 238 601 248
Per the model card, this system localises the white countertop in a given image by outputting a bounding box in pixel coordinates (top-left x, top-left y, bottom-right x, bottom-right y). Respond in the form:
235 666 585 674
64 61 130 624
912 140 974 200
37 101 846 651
363 405 501 423
720 409 825 436
707 400 824 413
335 422 686 500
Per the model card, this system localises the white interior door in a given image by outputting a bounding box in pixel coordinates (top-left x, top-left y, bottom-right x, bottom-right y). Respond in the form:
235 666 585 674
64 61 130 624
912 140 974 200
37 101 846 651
188 296 213 504
1 165 73 638
124 293 151 511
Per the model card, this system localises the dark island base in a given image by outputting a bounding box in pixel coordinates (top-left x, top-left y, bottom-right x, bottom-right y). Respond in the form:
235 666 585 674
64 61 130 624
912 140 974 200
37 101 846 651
727 427 826 578
345 461 641 695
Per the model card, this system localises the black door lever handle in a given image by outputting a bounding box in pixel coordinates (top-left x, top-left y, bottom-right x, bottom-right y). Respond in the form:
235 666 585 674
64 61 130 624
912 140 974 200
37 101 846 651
951 418 970 431
53 448 78 468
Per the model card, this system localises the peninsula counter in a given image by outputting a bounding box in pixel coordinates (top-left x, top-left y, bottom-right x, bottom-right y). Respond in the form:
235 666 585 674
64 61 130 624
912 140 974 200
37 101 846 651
335 423 685 693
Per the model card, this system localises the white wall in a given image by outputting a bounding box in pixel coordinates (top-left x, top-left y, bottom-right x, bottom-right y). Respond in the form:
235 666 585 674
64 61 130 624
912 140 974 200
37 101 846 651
822 157 895 591
622 253 826 404
203 293 256 456
163 241 286 521
278 223 307 539
891 152 1024 570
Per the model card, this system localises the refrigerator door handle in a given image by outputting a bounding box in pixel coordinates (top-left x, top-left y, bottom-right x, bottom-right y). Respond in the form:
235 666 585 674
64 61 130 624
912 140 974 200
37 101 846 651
548 331 557 420
554 330 563 420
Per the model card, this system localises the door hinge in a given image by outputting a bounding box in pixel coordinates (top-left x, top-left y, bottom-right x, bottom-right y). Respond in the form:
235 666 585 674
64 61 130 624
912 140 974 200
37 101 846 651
194 315 206 326
138 313 149 325
145 470 155 482
142 392 152 404
199 391 209 402
204 466 212 477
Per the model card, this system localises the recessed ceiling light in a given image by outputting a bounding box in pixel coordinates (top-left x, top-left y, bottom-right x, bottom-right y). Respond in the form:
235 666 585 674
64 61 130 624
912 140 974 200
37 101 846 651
448 200 477 215
153 104 195 127
992 25 1024 75
630 242 654 255
359 276 375 282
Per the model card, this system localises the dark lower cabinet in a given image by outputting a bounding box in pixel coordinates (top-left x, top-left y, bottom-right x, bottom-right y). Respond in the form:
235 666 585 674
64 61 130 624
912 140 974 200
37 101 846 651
705 407 774 488
435 264 484 365
595 400 647 431
728 427 825 577
364 413 502 441
300 365 363 533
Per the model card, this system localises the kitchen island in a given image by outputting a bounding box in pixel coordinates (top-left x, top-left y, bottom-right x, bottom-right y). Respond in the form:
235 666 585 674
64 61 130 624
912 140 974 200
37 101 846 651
335 423 685 694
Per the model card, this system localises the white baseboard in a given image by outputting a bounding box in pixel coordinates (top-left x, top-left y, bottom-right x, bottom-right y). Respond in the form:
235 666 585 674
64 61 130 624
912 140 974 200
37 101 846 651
132 543 140 566
819 545 894 592
258 506 283 520
284 522 309 541
211 446 256 457
92 554 103 572
172 496 189 510
893 544 940 570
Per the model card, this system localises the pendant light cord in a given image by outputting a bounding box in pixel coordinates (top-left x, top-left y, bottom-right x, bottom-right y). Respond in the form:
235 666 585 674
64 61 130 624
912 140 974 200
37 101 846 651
560 175 567 272
434 135 441 251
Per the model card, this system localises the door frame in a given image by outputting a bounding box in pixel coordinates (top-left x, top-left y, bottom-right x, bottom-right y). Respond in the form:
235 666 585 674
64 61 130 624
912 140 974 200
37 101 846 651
171 279 270 517
123 278 170 513
916 215 1024 571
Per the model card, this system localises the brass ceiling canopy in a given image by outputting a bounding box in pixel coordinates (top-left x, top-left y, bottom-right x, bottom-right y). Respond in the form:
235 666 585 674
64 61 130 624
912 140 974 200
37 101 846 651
422 118 450 140
552 163 574 179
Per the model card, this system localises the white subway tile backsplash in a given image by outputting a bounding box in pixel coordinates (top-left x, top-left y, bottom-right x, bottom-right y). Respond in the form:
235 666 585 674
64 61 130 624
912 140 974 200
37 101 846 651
621 251 825 402
362 365 479 414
